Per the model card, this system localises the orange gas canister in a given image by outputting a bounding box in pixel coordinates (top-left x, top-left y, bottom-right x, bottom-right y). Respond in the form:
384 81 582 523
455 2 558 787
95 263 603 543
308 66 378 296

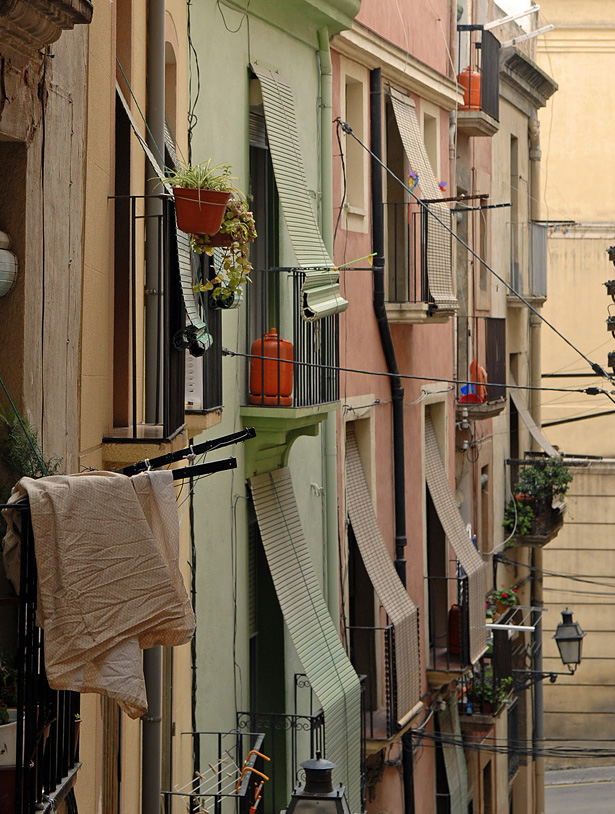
249 329 294 406
458 67 481 110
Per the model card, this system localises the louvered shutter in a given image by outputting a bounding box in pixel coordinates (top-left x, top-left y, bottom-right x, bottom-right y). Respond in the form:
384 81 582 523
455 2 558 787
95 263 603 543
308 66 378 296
251 63 349 321
249 468 361 813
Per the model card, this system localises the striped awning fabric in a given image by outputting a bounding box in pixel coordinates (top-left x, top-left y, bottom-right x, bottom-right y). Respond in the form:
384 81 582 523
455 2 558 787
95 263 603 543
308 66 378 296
437 696 469 814
251 62 349 321
424 416 487 663
345 426 420 725
248 468 362 813
509 380 560 457
389 87 457 314
115 83 212 349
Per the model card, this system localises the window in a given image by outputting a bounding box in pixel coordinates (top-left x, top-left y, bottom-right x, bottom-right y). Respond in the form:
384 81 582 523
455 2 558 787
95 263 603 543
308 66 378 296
421 101 440 179
340 59 369 231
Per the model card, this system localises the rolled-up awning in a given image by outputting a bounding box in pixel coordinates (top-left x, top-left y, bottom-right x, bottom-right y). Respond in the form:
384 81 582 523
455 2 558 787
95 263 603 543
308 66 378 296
509 380 560 457
389 87 457 315
424 416 487 663
251 63 349 321
345 426 421 726
248 468 361 813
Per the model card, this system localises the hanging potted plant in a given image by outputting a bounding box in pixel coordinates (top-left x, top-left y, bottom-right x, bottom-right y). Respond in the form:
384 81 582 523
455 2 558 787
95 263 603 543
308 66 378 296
164 160 236 235
488 587 519 616
191 195 257 309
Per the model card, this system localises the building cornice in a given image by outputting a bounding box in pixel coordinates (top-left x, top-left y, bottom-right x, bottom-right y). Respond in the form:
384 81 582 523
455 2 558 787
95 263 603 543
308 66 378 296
223 0 360 44
332 23 463 110
0 0 93 52
499 46 558 114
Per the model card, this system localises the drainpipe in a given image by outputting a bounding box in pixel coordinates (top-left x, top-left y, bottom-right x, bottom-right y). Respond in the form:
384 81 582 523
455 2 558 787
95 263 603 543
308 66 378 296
143 0 165 810
317 27 340 619
370 68 407 587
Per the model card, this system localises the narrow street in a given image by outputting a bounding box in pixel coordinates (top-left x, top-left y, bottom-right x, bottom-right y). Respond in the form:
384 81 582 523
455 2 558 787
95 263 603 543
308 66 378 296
546 768 615 814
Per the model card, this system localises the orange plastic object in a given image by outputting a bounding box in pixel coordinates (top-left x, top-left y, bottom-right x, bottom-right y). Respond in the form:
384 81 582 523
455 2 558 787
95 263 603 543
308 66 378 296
458 68 481 110
249 329 294 406
172 187 230 235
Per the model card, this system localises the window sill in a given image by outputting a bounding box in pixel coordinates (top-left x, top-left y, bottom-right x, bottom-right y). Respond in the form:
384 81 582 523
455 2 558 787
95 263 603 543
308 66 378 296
457 109 499 138
185 409 223 436
385 301 454 324
102 429 188 471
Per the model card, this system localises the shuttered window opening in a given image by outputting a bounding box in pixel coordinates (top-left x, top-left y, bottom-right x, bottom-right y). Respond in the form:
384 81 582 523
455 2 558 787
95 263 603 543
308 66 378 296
389 88 457 315
116 82 212 349
509 379 560 458
437 696 469 814
248 469 362 813
345 426 421 725
251 63 349 321
424 417 487 663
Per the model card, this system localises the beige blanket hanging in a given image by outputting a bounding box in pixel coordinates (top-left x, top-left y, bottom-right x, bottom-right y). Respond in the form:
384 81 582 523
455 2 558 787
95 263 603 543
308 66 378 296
2 469 195 718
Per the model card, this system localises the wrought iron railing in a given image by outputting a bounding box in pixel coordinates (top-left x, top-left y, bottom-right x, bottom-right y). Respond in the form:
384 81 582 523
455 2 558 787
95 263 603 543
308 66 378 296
246 269 339 408
0 504 81 814
347 624 397 740
107 193 185 441
162 729 265 814
456 25 500 122
236 709 325 814
425 573 470 671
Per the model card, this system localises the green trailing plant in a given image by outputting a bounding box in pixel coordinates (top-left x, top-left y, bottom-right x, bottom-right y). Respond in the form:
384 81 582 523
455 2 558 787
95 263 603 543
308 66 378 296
191 195 257 305
503 498 534 536
471 673 514 709
163 159 237 192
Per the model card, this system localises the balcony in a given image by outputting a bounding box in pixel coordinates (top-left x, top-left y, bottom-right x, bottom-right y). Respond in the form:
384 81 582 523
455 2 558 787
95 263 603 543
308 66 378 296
456 316 506 420
456 26 500 137
348 624 398 745
0 504 81 814
236 708 325 814
162 728 266 814
384 201 453 324
426 572 472 690
0 0 93 52
457 628 513 720
504 457 571 547
241 269 340 475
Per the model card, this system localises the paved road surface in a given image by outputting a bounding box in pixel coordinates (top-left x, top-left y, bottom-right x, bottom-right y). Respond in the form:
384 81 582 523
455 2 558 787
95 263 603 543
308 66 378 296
546 767 615 814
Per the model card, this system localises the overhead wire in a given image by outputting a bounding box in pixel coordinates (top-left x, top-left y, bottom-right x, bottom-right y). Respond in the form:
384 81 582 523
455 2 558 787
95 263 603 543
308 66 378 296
336 118 615 392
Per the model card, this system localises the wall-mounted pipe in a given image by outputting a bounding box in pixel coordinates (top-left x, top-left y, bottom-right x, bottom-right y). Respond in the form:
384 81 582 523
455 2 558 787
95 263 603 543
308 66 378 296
370 68 407 587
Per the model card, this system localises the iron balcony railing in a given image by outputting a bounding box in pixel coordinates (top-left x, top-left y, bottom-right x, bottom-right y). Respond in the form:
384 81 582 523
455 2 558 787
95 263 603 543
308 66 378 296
0 504 81 814
246 269 339 408
457 626 513 718
108 194 185 441
456 315 507 404
425 572 471 672
162 729 265 814
347 624 397 741
236 709 325 814
456 25 500 122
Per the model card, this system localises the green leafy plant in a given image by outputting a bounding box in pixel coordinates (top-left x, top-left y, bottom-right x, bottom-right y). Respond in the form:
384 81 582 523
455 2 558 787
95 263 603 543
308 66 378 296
503 499 534 536
164 159 237 192
191 195 257 305
488 587 519 608
514 458 572 513
0 649 18 725
471 674 513 709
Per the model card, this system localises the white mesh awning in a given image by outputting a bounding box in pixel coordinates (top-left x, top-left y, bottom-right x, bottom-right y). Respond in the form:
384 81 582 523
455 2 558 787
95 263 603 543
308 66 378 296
424 416 487 663
251 63 349 321
509 380 560 457
389 87 457 314
248 468 361 813
345 425 420 725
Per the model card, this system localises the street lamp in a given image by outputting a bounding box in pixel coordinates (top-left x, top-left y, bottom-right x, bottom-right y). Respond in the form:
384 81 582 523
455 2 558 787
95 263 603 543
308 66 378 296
553 608 585 673
283 754 352 814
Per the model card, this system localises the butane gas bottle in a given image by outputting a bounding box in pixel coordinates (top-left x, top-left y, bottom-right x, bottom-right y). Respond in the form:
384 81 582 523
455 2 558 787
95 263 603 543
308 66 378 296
458 67 481 110
249 328 294 406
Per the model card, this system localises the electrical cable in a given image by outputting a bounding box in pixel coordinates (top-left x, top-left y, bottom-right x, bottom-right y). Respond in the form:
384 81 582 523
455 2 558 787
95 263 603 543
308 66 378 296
337 118 615 390
222 345 612 398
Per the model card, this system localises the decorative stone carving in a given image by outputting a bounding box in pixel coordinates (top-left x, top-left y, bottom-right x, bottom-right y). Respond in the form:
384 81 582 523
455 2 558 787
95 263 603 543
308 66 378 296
0 0 93 53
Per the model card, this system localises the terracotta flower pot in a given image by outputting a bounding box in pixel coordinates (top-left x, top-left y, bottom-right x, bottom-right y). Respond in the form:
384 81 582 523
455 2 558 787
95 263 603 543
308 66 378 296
173 188 231 235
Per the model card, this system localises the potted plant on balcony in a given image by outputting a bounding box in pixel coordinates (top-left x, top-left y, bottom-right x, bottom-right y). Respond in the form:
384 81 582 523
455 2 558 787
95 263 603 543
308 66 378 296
488 588 519 616
191 195 257 308
164 160 236 235
507 458 572 544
